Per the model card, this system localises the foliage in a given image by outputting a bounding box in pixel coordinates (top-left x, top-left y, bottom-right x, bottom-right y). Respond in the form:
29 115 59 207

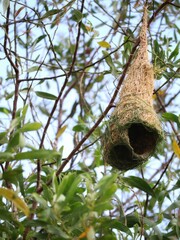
0 0 179 239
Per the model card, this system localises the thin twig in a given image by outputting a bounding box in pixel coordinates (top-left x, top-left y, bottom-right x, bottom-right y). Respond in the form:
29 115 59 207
3 6 20 120
4 5 20 173
39 0 85 150
148 0 174 28
154 66 180 94
152 153 174 189
165 90 180 107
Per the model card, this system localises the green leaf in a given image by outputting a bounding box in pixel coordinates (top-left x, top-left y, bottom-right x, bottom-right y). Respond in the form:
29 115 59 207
38 106 50 116
56 125 67 139
7 132 25 149
154 40 160 54
162 112 180 128
121 214 162 238
5 91 14 100
123 176 155 196
20 122 42 132
41 9 63 19
168 43 179 61
2 166 23 185
0 150 40 164
17 36 27 48
72 124 85 132
27 66 41 73
2 0 10 13
71 9 83 23
96 174 117 190
32 193 48 208
65 174 82 202
95 74 104 82
31 35 47 55
164 200 180 212
172 179 180 190
0 152 13 162
56 173 80 201
0 187 30 217
23 219 49 228
96 183 117 204
41 183 54 203
103 51 113 67
22 105 28 118
94 201 113 212
9 117 21 133
120 215 140 228
14 149 61 160
104 219 132 236
102 50 118 77
0 107 10 115
56 146 63 166
35 91 57 100
0 132 7 144
143 217 163 239
0 207 14 221
8 133 20 148
46 225 70 238
95 174 118 203
98 41 111 48
49 0 76 25
172 140 180 158
32 35 47 46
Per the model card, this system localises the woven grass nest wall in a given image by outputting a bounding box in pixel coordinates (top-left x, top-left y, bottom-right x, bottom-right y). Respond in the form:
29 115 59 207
103 6 163 171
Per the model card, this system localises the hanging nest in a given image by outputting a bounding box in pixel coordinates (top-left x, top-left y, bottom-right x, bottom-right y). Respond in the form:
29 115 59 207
102 6 163 171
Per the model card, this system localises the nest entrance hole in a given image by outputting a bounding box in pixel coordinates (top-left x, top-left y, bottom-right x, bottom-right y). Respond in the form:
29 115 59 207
109 145 132 163
128 123 158 155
